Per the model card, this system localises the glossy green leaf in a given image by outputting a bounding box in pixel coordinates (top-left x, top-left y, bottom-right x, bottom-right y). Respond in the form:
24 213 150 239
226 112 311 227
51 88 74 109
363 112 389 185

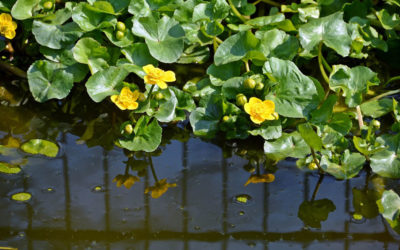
119 116 162 152
370 134 400 178
214 31 262 65
378 190 400 233
263 57 321 118
207 62 242 86
27 60 74 103
298 123 323 151
11 0 40 20
256 29 299 60
0 162 21 174
103 19 134 48
72 2 117 32
32 21 83 50
376 9 400 30
360 98 393 118
299 12 351 57
132 15 185 63
329 65 380 107
85 66 129 102
249 120 282 140
122 43 158 67
221 77 253 100
311 95 338 124
264 132 311 161
73 37 110 74
298 199 336 228
192 0 230 22
320 150 365 179
353 136 386 157
21 139 59 157
128 0 151 17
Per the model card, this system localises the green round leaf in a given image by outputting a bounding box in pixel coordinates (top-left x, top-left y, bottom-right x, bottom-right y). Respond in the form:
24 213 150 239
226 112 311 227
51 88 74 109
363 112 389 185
21 139 59 157
32 21 83 49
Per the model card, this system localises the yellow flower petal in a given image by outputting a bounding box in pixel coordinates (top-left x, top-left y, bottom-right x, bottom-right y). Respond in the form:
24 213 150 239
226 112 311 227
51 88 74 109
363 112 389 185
110 95 118 103
248 97 262 105
162 71 176 82
250 115 264 124
4 29 15 39
126 101 139 110
131 90 140 100
156 80 168 89
244 103 251 114
143 64 156 74
0 13 12 23
11 21 17 30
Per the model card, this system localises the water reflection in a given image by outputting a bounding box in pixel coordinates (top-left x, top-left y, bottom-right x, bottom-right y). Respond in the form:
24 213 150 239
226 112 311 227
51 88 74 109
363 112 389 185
0 97 399 249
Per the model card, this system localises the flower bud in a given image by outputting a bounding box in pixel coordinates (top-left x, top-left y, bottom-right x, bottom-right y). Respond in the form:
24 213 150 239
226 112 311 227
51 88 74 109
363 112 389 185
124 124 133 135
154 92 164 100
255 82 264 91
116 21 126 32
222 115 230 122
116 30 125 40
308 162 318 170
243 78 256 89
138 92 146 102
236 93 248 106
43 1 53 10
372 120 380 128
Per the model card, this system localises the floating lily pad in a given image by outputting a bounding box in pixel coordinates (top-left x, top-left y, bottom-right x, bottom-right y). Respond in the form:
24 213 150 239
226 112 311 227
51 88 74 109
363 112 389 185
11 192 32 202
0 162 21 174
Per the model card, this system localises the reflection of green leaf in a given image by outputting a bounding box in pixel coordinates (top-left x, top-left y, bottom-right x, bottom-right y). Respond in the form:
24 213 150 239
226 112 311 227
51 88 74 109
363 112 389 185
27 60 74 103
320 150 365 179
329 65 380 107
119 116 162 152
21 139 59 157
263 57 321 118
377 190 400 234
352 188 379 219
298 199 336 228
264 132 311 161
370 134 400 178
299 12 351 57
0 162 21 174
132 15 185 63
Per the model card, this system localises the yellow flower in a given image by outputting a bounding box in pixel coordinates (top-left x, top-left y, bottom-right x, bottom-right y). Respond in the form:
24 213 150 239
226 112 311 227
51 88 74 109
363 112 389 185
112 174 140 189
244 173 275 186
244 97 279 124
110 87 140 110
145 178 177 199
0 13 17 39
143 64 175 89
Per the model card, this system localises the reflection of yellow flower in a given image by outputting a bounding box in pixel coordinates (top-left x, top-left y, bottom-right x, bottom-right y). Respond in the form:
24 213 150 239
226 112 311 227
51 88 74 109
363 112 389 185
110 87 140 110
244 173 275 186
0 13 17 39
112 174 140 189
244 97 278 124
0 135 20 148
145 178 177 198
143 64 175 89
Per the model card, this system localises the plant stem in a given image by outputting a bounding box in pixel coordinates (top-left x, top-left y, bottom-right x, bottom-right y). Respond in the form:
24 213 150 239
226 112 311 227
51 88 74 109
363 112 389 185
0 61 27 78
259 0 281 7
356 105 364 129
321 55 332 73
318 42 330 86
213 37 219 53
363 89 400 103
384 75 400 87
311 174 324 201
244 60 250 72
253 0 262 5
227 0 247 22
310 148 324 174
215 37 223 44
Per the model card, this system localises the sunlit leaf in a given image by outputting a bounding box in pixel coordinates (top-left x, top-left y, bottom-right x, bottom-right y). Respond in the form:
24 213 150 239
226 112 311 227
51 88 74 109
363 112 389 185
21 139 59 157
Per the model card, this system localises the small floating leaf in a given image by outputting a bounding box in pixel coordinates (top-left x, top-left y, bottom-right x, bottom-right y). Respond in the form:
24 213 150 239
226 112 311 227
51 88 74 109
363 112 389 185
0 162 21 174
11 192 32 202
21 139 59 157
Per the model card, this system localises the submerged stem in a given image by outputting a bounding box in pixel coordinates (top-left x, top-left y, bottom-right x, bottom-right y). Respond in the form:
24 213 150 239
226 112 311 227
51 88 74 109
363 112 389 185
227 0 247 22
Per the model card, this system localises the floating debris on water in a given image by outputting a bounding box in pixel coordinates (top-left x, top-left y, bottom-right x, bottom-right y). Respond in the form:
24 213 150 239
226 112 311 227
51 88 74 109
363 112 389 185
11 192 31 202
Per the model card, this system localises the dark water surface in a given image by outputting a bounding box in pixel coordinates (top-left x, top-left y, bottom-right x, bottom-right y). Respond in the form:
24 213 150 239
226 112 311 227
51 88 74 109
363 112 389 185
0 100 400 250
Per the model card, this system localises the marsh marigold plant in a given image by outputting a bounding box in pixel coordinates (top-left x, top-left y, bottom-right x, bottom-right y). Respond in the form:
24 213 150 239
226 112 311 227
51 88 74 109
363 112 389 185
244 97 279 124
143 64 176 89
110 87 140 110
0 13 17 39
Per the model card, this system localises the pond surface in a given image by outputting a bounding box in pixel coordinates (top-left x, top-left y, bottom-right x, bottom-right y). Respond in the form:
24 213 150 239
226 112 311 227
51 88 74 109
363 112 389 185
0 98 400 250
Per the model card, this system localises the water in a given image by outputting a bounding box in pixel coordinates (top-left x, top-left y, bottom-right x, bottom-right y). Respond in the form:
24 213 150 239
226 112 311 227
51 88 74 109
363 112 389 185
0 96 399 249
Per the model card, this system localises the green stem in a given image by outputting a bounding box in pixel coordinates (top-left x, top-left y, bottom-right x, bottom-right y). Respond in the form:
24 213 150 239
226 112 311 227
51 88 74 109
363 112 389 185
244 60 250 72
384 75 400 87
318 42 330 86
227 0 247 22
363 89 400 103
259 0 281 7
215 37 223 44
310 148 324 174
213 37 219 53
311 174 324 201
253 0 262 5
321 55 332 73
147 84 155 100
